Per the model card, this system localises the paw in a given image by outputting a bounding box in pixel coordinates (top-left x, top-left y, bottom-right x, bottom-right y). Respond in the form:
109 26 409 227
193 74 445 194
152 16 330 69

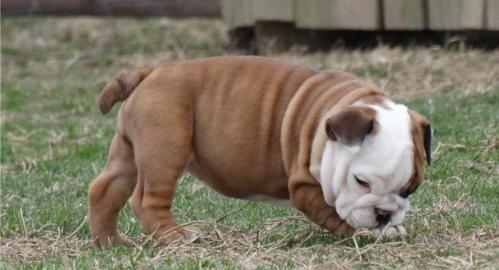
156 225 202 244
93 234 132 247
368 225 407 238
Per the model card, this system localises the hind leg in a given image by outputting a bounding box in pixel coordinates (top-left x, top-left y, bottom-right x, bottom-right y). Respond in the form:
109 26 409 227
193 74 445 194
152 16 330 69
88 135 137 246
129 121 200 244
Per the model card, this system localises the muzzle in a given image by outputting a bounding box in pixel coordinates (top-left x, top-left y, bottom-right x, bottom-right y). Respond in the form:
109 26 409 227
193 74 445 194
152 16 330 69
336 193 409 220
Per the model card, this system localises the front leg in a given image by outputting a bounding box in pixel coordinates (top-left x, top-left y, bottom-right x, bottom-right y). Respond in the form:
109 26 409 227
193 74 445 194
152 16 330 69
289 171 353 235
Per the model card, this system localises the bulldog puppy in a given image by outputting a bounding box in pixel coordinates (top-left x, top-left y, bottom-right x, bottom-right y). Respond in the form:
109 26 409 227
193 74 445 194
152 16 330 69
88 56 431 246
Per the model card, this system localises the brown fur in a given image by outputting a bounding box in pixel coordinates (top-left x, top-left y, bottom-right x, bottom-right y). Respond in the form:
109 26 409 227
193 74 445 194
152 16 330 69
99 67 153 114
358 94 388 108
401 110 432 198
325 106 377 144
88 56 427 246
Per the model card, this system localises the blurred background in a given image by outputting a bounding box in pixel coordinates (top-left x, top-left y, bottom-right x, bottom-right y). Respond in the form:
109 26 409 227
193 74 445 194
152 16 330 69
3 0 499 52
2 0 498 99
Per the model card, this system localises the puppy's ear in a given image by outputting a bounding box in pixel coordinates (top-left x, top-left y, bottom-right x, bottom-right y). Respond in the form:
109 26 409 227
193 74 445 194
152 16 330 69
409 110 432 166
325 107 377 145
423 122 432 165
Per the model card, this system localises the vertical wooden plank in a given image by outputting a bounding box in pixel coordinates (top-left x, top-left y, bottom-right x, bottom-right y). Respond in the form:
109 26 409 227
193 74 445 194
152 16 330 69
428 0 484 30
294 0 334 29
383 0 425 30
223 0 294 28
253 0 294 21
333 0 380 29
428 0 463 30
461 0 484 29
295 0 380 30
222 0 254 28
486 0 499 29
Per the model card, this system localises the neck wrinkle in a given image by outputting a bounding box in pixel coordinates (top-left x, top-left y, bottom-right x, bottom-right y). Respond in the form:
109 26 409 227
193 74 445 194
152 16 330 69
281 69 384 178
308 90 386 183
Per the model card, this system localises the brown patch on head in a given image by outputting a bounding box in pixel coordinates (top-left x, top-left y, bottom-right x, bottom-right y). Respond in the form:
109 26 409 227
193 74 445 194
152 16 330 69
401 110 432 197
359 94 389 109
325 106 378 145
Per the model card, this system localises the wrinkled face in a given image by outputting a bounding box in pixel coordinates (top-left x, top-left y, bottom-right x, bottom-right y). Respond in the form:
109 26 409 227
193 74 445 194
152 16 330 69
319 99 431 229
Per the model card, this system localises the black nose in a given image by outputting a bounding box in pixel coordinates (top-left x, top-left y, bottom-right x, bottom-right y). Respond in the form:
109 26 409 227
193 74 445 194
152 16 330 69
375 208 392 226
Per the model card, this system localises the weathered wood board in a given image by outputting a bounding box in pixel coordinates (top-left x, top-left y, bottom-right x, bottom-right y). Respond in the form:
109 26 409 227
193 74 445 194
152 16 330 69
461 0 484 29
222 0 293 28
383 0 425 30
294 0 380 30
222 0 255 27
428 0 484 30
223 0 495 31
486 0 499 30
253 0 294 22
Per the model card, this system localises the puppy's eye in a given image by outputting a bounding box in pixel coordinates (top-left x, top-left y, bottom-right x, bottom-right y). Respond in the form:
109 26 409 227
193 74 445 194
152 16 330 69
354 175 370 188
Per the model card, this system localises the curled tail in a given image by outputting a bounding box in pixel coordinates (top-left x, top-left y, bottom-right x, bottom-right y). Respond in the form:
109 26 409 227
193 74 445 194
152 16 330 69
98 67 153 114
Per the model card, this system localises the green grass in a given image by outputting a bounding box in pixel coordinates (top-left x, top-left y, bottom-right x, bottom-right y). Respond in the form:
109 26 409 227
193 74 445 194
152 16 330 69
1 18 498 269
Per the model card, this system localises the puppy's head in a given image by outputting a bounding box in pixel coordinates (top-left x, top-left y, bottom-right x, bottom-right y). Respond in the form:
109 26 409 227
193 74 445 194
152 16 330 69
319 98 431 229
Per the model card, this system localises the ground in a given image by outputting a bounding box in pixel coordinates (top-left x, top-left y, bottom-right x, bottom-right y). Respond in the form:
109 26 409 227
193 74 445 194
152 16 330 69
1 18 498 269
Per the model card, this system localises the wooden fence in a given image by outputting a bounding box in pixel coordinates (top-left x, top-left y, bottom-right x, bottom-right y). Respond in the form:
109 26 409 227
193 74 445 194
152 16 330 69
3 0 497 50
2 0 220 17
4 0 498 30
223 0 499 30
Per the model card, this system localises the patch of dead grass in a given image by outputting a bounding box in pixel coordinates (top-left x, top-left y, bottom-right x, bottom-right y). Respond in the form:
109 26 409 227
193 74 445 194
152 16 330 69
1 217 498 269
2 18 497 102
278 46 499 101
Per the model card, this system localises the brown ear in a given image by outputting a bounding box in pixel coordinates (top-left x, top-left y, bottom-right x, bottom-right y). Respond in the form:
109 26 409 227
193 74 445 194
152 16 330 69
409 110 432 166
423 123 432 165
325 107 377 145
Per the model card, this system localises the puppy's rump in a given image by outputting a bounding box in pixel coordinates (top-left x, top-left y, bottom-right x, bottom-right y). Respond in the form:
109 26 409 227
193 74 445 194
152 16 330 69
98 67 153 114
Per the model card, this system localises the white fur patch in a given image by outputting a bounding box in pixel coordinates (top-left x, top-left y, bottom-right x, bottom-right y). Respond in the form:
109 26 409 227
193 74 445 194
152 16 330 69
319 100 415 229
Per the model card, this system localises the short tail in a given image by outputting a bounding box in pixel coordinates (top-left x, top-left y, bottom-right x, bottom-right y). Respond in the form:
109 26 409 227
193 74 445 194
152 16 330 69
98 67 153 114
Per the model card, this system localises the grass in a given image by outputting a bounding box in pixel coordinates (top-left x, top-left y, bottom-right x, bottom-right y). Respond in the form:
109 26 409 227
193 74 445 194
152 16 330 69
1 17 498 269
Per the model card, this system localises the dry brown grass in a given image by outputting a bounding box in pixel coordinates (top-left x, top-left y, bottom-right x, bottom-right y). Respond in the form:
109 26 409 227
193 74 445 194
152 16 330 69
278 47 498 100
2 18 497 100
2 216 498 269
